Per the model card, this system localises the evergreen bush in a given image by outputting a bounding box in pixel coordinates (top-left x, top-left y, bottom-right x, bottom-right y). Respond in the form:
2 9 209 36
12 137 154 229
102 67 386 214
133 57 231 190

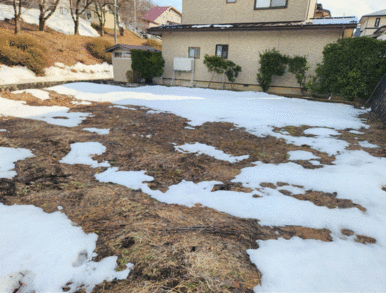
309 37 386 101
257 48 289 92
203 54 227 88
131 49 165 84
288 55 309 94
225 60 242 88
86 38 113 64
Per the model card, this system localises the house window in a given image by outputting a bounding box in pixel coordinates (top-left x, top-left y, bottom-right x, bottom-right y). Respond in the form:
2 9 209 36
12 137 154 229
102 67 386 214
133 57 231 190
255 0 287 9
227 0 237 3
114 52 131 58
216 45 229 59
375 18 380 27
188 47 200 59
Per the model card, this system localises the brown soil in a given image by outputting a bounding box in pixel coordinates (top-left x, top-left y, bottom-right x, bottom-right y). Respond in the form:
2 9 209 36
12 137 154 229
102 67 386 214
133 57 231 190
0 93 384 292
0 19 146 68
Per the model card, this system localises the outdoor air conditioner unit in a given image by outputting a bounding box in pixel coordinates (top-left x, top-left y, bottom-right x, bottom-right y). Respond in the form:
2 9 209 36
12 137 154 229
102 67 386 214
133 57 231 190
173 57 194 72
172 58 195 87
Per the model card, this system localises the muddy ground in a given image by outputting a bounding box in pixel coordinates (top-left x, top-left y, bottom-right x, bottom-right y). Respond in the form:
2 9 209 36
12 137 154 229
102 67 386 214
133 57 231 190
1 91 385 292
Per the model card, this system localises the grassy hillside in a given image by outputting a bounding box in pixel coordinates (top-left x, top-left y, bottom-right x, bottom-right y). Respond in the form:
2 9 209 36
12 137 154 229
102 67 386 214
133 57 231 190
0 19 156 69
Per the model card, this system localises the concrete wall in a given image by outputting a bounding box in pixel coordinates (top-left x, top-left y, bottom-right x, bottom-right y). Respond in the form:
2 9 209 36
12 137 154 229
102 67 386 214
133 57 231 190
182 0 315 25
360 16 386 36
111 49 132 83
160 28 345 93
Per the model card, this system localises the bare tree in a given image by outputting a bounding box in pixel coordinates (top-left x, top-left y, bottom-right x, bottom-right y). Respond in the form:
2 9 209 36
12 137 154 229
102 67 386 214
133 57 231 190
12 0 31 34
90 0 111 36
68 0 93 35
37 0 61 31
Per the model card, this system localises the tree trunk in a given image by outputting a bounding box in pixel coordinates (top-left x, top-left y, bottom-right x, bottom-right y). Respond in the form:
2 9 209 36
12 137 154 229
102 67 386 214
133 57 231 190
99 20 105 36
74 18 79 35
14 15 21 34
39 16 46 31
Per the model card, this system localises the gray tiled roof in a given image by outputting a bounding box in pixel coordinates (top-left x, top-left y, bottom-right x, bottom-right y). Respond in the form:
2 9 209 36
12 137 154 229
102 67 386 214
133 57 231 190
363 9 386 17
104 44 160 53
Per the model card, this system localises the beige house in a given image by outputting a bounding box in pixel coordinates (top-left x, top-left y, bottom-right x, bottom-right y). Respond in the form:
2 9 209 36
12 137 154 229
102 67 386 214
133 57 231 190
359 9 386 37
148 0 357 95
85 4 118 30
143 6 182 28
105 44 161 83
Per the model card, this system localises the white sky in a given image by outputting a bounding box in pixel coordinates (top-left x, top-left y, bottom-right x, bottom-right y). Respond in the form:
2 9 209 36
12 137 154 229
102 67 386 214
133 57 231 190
152 0 384 19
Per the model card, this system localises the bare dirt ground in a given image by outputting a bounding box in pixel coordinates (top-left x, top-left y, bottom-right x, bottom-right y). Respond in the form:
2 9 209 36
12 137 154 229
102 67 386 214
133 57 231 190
0 91 385 292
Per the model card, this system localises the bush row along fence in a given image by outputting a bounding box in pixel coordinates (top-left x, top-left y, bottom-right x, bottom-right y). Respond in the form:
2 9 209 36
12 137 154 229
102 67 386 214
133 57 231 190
366 73 386 124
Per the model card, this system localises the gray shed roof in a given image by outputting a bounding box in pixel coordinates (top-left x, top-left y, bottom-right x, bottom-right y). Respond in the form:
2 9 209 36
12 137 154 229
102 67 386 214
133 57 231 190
104 44 161 53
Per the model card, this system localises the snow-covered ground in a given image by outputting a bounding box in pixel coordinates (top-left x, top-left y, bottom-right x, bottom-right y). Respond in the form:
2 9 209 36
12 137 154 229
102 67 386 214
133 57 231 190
0 204 132 293
1 83 385 291
0 63 113 85
0 3 98 36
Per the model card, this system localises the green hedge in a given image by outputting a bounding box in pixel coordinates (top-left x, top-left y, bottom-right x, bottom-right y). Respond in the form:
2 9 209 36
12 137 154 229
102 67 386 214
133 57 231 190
309 37 386 101
86 38 113 64
0 34 48 75
131 50 164 84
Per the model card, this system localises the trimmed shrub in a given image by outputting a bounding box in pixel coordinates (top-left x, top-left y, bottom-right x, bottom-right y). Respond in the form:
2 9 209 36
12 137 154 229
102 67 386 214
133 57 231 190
288 55 309 94
225 60 242 88
131 49 165 84
309 37 386 101
144 39 162 51
257 48 289 92
203 54 227 87
0 34 48 76
86 38 113 64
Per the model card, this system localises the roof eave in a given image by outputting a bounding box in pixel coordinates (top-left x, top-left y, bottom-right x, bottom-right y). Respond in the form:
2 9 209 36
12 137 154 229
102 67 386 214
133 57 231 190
148 23 358 35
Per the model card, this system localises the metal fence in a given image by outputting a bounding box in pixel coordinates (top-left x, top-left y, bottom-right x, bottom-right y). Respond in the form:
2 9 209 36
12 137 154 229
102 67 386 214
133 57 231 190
365 73 386 124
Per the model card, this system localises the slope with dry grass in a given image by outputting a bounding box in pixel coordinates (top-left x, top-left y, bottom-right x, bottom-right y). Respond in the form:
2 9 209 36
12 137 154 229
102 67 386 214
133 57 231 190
0 19 148 68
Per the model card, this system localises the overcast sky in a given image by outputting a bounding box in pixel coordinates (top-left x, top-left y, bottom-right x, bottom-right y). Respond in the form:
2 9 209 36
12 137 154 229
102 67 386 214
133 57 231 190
152 0 384 19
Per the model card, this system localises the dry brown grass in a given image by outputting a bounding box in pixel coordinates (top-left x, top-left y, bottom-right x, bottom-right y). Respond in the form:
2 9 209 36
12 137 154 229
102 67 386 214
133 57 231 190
0 19 146 68
0 94 384 292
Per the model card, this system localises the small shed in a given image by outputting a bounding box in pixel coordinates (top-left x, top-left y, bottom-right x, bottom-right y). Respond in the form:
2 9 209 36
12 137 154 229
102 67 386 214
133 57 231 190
104 44 161 83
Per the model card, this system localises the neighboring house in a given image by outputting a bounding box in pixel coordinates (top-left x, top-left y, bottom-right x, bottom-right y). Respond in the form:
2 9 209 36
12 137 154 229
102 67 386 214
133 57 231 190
84 4 118 30
104 44 160 82
359 10 386 37
314 3 331 18
148 0 357 95
143 6 182 28
373 26 386 40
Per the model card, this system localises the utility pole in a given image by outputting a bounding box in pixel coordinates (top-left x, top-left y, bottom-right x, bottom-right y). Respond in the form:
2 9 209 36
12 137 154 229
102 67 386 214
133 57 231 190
114 0 117 45
134 0 137 29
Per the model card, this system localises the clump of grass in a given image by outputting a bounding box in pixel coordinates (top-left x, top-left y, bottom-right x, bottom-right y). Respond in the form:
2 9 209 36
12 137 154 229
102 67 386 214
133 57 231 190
86 37 113 64
0 33 48 75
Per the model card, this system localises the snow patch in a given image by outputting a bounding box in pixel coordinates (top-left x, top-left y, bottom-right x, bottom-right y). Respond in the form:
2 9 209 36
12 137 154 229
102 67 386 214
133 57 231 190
0 147 34 178
60 142 110 168
83 128 110 135
0 97 91 127
0 204 132 293
175 142 249 163
13 89 51 101
288 150 320 161
358 140 379 148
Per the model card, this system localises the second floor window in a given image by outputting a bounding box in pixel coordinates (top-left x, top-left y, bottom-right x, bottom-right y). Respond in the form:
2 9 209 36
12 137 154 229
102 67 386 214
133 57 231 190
375 18 380 27
216 45 229 59
255 0 288 9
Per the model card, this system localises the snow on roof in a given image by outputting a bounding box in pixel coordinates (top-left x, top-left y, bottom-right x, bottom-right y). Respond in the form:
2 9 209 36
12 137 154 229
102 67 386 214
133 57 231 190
362 9 386 17
309 16 358 25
